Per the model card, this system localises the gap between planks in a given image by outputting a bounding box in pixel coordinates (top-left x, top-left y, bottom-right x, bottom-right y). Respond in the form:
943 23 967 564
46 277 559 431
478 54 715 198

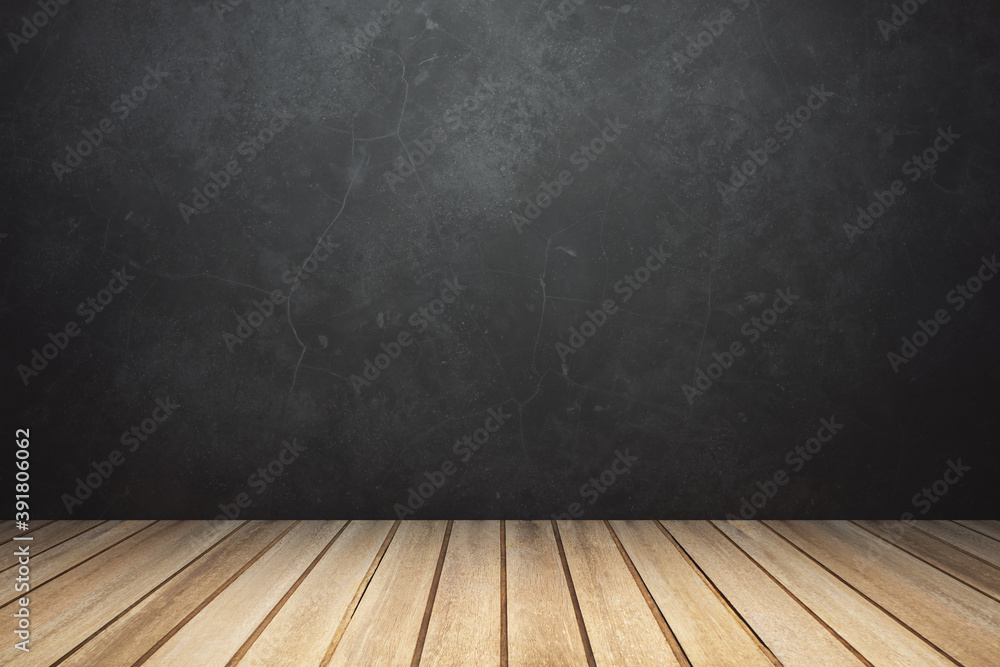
1 521 160 610
758 521 962 666
500 520 508 667
410 520 454 667
131 522 298 665
550 520 598 667
950 520 1000 544
53 521 254 667
320 520 401 665
604 521 691 666
705 521 874 667
226 521 354 666
849 520 1000 604
656 522 782 667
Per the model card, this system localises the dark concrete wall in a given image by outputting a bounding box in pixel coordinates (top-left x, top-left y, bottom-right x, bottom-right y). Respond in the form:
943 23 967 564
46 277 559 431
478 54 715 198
3 0 998 520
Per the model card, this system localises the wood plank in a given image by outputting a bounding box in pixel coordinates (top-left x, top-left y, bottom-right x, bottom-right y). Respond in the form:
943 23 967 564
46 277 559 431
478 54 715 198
0 521 105 572
918 521 1000 568
328 520 448 666
144 520 344 666
0 521 14 544
420 521 503 667
954 520 1000 543
1 520 241 666
611 520 775 666
768 520 1000 666
505 520 590 667
663 521 865 666
0 520 155 608
713 520 954 666
0 520 56 546
58 520 296 667
237 521 395 667
854 520 1000 602
559 521 682 666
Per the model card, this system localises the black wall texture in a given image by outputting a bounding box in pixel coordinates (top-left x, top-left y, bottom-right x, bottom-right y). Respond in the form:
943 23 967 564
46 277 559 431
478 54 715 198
3 0 999 521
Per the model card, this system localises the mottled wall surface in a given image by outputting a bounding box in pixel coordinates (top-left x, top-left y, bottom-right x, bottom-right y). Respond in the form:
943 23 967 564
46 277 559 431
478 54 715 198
3 0 998 519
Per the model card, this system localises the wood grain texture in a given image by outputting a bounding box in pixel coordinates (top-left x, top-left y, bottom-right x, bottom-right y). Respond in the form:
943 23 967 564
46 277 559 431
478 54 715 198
505 520 590 667
768 520 1000 666
145 521 345 666
1 519 991 665
238 520 395 667
0 520 56 546
0 520 156 608
559 521 682 666
663 521 866 667
59 520 295 667
420 521 503 667
918 520 1000 568
0 521 104 571
2 521 241 667
953 520 1000 543
854 520 1000 602
713 520 955 666
611 520 775 667
327 520 448 666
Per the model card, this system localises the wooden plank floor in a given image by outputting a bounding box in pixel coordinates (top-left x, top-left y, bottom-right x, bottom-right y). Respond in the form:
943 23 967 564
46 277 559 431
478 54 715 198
2 521 998 665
